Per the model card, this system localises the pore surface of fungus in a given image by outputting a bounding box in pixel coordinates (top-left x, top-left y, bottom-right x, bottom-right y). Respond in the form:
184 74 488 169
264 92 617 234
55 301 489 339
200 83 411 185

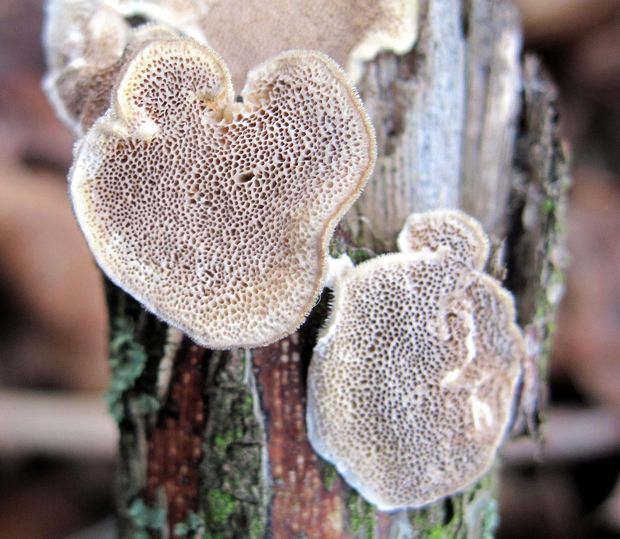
307 209 524 510
70 38 376 349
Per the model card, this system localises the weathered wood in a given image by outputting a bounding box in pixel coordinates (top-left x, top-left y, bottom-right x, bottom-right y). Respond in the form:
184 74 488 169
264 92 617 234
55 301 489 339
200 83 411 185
345 0 466 249
105 0 567 537
461 0 522 234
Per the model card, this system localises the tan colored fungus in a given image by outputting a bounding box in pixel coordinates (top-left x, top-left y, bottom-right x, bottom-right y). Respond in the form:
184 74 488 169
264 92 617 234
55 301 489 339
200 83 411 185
109 0 209 40
104 0 418 87
44 0 128 74
397 209 490 269
307 210 524 510
44 0 130 133
43 0 418 131
177 0 419 88
44 0 177 134
70 38 376 349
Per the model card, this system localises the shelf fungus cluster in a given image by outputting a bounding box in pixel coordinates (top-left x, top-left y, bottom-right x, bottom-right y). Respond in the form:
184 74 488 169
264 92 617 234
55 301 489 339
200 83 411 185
69 38 376 348
44 0 418 135
43 0 525 513
307 210 525 510
44 0 179 135
41 0 424 349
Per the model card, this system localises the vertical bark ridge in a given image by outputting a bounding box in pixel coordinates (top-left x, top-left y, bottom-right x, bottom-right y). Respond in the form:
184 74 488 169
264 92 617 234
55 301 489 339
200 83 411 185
145 339 208 530
253 334 350 538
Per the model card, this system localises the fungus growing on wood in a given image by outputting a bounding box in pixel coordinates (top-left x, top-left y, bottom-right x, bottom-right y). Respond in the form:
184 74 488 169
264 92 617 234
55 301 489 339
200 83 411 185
173 0 419 88
43 0 418 130
397 209 490 269
307 209 524 510
43 0 177 134
44 0 129 134
70 38 376 349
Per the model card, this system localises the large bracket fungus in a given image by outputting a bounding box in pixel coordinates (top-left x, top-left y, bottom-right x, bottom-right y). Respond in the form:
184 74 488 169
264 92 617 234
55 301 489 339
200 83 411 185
151 0 419 88
43 0 418 133
70 38 376 349
307 209 524 510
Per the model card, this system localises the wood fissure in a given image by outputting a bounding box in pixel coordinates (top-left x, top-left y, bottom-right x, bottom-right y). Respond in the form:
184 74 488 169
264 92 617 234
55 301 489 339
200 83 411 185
145 339 209 531
253 335 350 538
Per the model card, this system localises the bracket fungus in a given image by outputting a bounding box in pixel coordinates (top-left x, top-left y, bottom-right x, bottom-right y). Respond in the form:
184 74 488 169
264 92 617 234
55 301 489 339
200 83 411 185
165 0 419 88
43 0 418 132
307 209 524 510
70 38 376 349
44 0 179 135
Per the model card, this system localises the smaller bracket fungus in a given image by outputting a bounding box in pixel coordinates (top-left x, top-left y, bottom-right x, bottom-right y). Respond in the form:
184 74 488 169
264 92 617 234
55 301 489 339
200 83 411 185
307 209 524 510
44 0 178 135
397 209 490 270
70 38 376 349
44 0 130 134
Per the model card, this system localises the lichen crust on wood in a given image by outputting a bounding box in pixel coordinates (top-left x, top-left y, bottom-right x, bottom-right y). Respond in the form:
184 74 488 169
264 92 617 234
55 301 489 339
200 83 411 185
199 349 269 538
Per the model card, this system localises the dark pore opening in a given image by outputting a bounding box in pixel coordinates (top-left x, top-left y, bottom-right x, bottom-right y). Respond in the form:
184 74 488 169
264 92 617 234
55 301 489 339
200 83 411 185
125 15 148 28
237 171 255 183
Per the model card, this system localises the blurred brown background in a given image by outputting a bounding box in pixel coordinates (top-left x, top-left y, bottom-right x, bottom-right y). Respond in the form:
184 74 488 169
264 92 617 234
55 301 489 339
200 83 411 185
0 0 619 537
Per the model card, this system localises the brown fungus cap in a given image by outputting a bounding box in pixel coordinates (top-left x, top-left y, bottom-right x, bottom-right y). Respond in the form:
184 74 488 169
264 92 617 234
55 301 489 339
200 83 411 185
307 210 524 510
105 0 418 87
178 0 419 89
70 38 376 349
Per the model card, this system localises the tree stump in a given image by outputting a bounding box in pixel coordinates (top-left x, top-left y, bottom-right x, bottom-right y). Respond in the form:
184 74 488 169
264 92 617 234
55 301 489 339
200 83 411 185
105 0 568 536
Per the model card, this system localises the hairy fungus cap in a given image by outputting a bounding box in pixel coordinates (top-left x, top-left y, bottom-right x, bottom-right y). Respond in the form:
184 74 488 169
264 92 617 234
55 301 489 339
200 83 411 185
70 38 376 349
308 210 524 510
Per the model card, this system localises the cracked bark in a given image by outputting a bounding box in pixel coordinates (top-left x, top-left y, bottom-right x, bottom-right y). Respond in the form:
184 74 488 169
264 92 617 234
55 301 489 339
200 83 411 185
110 0 568 536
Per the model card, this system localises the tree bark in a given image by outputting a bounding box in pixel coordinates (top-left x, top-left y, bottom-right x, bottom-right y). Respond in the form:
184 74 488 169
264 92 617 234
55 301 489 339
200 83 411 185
108 0 569 537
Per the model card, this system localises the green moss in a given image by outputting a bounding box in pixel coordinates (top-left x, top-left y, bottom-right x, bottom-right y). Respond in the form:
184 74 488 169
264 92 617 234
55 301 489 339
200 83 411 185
200 350 268 539
174 511 206 537
329 240 375 265
105 314 149 421
480 498 499 539
104 284 169 425
408 499 456 537
346 493 375 539
249 519 264 538
105 284 172 537
346 247 375 265
206 489 236 526
320 463 339 492
127 498 167 532
428 524 448 539
405 470 500 539
542 198 555 214
131 393 161 416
